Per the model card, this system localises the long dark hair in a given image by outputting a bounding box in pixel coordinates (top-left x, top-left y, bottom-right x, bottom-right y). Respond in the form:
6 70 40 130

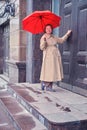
44 24 53 33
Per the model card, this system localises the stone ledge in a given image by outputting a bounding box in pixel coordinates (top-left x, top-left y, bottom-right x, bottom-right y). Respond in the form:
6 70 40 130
60 82 87 97
6 60 26 83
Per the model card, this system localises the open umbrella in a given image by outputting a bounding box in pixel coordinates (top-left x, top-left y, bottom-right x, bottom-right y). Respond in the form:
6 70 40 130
22 10 61 34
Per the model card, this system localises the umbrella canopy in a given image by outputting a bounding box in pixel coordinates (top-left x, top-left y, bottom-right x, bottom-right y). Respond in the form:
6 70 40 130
22 10 61 34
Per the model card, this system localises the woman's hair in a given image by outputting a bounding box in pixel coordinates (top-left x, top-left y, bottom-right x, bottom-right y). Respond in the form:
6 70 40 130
44 24 53 33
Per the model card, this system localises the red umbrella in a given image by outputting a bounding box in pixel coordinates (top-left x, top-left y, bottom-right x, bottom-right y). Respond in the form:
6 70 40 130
22 10 61 34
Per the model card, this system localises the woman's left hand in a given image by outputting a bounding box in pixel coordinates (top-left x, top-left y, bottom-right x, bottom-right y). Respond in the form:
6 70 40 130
67 30 72 37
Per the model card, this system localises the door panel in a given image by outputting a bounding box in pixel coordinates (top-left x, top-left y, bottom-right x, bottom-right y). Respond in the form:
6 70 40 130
60 0 73 83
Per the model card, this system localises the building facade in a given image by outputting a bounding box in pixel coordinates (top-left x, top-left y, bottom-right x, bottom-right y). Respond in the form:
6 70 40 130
0 0 87 96
0 0 26 83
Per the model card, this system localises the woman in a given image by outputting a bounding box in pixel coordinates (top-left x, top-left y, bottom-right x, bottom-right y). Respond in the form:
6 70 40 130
40 24 72 91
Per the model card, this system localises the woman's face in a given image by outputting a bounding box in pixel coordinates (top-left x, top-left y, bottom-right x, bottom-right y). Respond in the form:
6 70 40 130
45 25 52 34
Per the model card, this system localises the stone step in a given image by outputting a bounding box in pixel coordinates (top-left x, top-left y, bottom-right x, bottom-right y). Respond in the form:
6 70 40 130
0 74 8 89
7 83 87 130
0 92 16 130
0 89 47 130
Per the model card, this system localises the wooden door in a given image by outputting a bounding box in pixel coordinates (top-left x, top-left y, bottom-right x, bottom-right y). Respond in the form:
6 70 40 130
59 0 87 92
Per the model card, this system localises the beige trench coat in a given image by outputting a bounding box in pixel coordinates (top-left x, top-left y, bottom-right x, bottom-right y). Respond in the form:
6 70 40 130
40 33 68 82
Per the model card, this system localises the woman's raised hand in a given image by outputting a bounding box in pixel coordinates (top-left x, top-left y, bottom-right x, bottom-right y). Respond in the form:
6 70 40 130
67 30 72 37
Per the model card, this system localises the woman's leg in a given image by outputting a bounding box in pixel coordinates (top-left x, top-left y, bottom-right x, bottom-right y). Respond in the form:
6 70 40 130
46 82 52 90
41 81 51 90
41 81 45 90
41 81 55 91
46 82 56 92
45 82 50 87
49 82 53 88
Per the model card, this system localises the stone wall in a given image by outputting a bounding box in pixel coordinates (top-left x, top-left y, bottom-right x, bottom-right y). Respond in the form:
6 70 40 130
8 0 26 83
